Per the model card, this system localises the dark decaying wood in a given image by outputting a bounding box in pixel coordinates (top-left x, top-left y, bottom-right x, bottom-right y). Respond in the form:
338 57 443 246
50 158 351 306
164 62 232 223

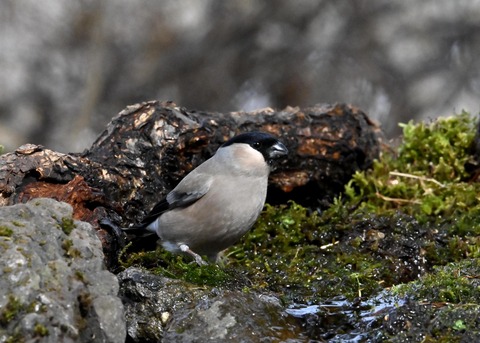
0 101 385 262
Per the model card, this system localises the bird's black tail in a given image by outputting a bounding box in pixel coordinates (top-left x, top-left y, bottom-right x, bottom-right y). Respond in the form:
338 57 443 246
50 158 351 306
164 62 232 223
122 224 156 238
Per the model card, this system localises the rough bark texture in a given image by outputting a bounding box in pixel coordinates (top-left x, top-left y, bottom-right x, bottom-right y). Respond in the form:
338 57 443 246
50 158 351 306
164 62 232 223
0 101 384 262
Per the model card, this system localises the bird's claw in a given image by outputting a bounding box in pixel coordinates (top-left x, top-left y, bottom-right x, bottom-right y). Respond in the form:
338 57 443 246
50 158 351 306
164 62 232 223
179 243 208 266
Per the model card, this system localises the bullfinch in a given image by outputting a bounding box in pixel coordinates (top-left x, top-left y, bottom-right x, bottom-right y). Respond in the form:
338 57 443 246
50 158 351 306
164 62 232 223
126 131 288 265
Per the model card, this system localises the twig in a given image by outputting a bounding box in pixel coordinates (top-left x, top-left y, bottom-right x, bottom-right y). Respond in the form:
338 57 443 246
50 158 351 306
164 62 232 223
375 192 422 204
389 171 445 188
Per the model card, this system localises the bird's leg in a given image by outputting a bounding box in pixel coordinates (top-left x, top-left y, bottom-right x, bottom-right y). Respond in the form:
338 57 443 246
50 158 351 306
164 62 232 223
179 244 208 266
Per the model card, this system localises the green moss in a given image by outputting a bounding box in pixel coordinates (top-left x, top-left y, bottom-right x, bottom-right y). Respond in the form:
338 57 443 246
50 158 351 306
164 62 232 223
59 217 76 235
0 295 23 325
5 333 24 343
333 112 480 268
61 239 82 258
119 244 238 287
168 260 233 286
11 221 25 227
0 225 13 237
382 302 480 342
434 304 480 335
226 203 422 301
392 259 480 303
26 301 41 313
34 323 49 337
62 238 73 252
452 319 467 331
228 202 326 293
74 270 87 283
77 292 93 318
343 112 479 222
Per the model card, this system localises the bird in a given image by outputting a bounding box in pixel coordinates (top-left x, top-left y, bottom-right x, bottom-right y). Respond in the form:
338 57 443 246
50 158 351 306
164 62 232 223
124 131 288 265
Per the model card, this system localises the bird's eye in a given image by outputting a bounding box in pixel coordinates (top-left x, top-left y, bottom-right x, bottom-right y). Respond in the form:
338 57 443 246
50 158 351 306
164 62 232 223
253 142 261 149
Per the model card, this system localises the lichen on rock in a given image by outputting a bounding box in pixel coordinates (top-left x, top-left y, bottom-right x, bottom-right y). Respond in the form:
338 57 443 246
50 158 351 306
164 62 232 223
0 198 125 343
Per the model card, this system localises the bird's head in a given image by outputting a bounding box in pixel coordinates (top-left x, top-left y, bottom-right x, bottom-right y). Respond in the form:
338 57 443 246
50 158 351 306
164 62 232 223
220 132 288 171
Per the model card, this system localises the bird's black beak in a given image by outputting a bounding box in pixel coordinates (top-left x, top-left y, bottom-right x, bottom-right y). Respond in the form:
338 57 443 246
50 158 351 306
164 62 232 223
268 141 288 159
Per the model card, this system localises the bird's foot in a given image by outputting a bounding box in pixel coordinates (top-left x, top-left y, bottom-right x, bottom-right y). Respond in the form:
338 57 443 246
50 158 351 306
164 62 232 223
179 244 208 266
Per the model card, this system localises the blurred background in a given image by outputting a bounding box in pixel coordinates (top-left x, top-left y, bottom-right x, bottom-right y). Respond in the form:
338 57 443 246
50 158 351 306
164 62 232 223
1 0 479 153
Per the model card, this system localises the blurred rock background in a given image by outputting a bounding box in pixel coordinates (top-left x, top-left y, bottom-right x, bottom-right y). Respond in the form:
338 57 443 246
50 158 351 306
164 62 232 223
1 0 479 153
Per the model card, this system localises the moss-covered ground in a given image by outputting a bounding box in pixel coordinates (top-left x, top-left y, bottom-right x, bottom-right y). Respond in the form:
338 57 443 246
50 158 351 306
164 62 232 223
120 111 480 340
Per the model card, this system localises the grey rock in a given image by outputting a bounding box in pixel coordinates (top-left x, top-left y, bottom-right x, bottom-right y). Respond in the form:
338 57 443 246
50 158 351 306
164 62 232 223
163 291 306 343
118 267 206 342
118 267 305 343
0 198 125 343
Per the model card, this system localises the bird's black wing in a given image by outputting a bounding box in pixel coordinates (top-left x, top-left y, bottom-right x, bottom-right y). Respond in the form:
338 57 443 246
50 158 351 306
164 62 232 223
135 198 170 228
122 198 171 236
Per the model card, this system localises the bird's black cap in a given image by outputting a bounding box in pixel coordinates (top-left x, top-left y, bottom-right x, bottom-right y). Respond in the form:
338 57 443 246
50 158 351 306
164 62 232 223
221 131 288 161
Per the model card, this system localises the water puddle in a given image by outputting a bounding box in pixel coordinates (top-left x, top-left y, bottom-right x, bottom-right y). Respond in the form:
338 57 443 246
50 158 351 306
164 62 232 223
285 291 405 342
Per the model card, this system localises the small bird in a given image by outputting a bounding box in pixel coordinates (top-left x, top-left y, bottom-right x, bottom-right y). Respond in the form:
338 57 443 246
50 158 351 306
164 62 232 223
125 131 288 265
